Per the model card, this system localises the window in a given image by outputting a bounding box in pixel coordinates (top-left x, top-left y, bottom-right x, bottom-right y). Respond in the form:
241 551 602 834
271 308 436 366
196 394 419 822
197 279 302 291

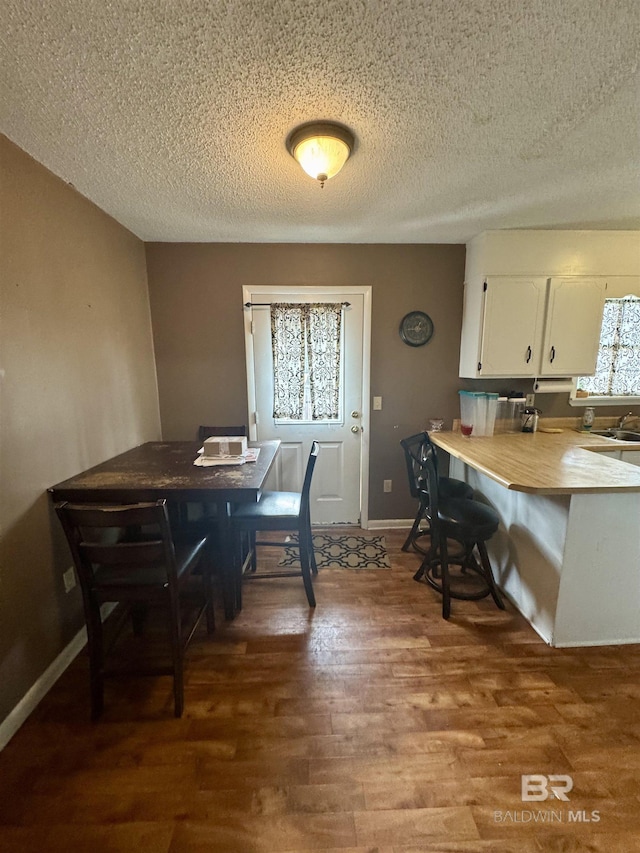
270 302 343 422
574 295 640 404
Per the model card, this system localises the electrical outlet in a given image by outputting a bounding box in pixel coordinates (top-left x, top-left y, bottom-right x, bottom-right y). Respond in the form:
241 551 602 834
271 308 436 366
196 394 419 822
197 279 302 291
383 479 392 493
373 396 382 410
525 393 535 407
63 566 76 593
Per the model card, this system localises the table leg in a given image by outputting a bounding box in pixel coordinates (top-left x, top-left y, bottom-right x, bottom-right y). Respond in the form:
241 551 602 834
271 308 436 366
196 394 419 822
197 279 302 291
217 501 240 619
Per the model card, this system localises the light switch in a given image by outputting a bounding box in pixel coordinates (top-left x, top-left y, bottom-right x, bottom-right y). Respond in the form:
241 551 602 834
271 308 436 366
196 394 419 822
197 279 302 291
373 396 382 410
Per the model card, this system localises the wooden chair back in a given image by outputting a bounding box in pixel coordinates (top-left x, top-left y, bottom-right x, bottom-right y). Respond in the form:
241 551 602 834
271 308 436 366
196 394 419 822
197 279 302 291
198 425 247 442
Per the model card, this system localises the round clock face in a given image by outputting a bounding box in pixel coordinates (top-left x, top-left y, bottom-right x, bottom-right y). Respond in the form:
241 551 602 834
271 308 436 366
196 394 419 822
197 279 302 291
399 311 434 347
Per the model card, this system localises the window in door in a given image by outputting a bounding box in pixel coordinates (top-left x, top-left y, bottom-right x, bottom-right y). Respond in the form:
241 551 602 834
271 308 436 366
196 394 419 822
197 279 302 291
574 295 640 402
271 302 344 424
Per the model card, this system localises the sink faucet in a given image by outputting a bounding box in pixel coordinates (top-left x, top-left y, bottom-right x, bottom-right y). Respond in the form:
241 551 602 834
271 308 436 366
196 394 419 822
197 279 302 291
618 411 637 429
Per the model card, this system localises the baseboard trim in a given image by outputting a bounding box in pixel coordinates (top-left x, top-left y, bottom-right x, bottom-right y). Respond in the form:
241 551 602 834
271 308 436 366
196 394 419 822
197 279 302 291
367 519 413 530
0 604 115 751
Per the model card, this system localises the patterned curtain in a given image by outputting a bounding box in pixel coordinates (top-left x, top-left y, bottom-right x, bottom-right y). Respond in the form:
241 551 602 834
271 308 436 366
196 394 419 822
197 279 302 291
307 303 342 419
270 302 343 420
271 304 306 419
578 296 640 396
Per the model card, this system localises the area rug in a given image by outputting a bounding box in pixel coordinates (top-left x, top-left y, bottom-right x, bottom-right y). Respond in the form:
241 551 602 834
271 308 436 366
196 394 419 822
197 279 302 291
278 533 391 570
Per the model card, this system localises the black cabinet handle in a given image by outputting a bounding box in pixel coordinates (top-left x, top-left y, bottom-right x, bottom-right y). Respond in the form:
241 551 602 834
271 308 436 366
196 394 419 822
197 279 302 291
526 345 532 364
550 345 556 363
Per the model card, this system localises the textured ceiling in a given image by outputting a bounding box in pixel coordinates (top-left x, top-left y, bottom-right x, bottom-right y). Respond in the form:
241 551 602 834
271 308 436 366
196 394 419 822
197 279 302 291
1 0 639 243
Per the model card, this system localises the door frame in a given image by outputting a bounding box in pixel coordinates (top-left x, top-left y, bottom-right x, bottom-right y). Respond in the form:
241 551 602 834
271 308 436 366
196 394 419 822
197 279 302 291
242 284 372 529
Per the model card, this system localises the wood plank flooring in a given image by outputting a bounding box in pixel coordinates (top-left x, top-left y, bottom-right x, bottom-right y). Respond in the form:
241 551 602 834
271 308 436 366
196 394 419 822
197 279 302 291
1 528 639 852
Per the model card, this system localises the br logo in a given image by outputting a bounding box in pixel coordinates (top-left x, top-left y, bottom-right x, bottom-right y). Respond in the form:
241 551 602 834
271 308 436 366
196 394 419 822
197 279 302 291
521 774 573 802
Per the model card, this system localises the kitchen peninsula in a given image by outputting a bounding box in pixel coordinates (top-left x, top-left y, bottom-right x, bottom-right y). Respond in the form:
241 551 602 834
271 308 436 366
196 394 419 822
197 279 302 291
430 429 640 647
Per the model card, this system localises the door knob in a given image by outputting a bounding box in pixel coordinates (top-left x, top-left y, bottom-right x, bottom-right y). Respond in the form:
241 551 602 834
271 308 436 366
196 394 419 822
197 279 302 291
351 425 360 433
351 410 360 419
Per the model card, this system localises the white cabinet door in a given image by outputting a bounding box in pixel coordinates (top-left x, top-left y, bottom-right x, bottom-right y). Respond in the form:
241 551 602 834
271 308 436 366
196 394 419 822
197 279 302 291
478 277 547 377
539 278 606 376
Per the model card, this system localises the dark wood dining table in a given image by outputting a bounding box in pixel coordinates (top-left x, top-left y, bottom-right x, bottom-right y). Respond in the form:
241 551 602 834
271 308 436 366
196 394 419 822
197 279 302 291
48 440 281 619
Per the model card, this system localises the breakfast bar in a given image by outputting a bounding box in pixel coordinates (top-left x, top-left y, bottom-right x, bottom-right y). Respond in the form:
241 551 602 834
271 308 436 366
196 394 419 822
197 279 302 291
430 429 640 647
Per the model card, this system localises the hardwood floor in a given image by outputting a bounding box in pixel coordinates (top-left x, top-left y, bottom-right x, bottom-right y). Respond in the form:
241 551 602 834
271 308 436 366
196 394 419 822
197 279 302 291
1 528 639 852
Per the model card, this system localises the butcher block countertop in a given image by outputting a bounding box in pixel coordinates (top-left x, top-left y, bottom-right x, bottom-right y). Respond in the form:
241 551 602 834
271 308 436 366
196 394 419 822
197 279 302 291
430 429 640 495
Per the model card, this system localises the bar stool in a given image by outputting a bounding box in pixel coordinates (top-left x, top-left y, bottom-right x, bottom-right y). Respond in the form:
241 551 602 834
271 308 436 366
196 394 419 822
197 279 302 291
411 440 505 619
400 432 474 554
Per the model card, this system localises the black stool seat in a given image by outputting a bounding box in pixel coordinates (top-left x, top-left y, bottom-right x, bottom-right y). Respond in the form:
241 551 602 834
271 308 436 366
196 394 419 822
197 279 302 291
437 497 500 541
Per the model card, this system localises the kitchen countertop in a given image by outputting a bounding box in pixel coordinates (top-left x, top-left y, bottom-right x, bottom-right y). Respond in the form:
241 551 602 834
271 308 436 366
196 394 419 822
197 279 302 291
430 429 640 495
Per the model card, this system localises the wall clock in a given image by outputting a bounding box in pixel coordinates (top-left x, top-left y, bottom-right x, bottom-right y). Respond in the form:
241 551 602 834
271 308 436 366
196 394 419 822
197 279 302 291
399 311 434 347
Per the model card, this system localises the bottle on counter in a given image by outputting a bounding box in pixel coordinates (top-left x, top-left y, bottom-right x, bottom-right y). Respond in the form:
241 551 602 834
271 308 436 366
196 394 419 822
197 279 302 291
521 407 541 433
582 407 595 431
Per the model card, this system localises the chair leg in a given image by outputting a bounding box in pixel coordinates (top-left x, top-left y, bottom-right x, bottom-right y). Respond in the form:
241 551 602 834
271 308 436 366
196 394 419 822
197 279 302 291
249 531 257 572
303 511 318 575
477 540 505 610
402 507 425 552
204 564 216 634
440 535 452 620
233 529 244 614
86 599 105 720
167 594 184 718
413 526 437 582
298 528 316 607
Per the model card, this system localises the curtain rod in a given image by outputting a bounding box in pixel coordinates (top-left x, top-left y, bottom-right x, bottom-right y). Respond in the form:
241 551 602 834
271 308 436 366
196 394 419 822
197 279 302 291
244 301 350 308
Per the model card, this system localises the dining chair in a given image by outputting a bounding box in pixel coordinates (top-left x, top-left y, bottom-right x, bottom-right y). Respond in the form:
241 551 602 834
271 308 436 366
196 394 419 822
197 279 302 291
400 431 474 553
54 499 214 719
410 442 505 619
231 441 319 608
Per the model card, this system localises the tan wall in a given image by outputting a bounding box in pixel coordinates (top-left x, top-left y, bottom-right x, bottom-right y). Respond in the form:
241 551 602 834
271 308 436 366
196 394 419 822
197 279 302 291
0 136 160 725
145 243 466 520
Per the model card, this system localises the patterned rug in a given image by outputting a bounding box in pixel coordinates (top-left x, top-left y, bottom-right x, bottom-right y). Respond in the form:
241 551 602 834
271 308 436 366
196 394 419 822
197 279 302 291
278 533 391 570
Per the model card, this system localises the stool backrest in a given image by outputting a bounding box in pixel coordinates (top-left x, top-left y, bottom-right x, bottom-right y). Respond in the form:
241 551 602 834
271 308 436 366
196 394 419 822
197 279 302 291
400 431 441 499
418 441 441 520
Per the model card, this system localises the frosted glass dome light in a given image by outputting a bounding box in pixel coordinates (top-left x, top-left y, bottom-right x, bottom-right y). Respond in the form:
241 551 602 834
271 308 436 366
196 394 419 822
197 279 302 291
287 122 355 188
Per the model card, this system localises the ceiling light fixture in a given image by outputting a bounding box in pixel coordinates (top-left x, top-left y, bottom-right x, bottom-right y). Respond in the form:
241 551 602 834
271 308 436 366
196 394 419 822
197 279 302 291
287 121 355 188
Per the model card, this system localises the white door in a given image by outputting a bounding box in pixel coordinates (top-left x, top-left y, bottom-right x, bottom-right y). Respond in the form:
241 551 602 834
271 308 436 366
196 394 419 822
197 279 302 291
243 286 370 525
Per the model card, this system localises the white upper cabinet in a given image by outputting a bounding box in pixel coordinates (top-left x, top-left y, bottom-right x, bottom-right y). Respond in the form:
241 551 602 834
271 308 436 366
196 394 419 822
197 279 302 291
478 277 547 377
540 277 606 376
458 231 638 380
466 276 604 378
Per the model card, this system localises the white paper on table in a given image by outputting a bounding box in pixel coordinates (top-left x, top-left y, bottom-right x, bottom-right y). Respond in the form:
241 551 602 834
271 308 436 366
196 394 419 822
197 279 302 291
193 447 260 467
